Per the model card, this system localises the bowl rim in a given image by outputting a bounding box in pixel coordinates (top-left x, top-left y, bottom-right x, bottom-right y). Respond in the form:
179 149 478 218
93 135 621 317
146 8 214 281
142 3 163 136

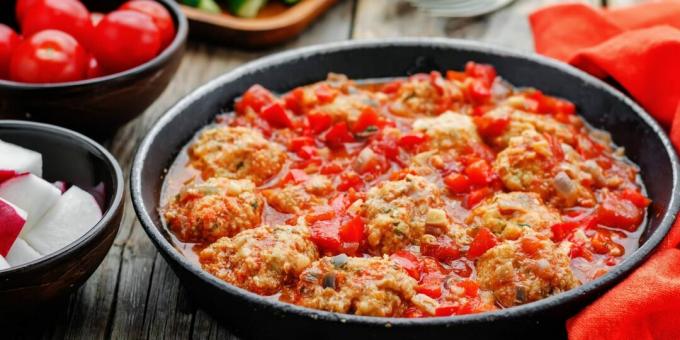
0 0 188 90
0 120 125 275
130 38 680 326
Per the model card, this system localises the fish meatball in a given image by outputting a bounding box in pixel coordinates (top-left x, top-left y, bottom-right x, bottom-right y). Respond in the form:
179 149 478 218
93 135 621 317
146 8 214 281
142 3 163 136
200 225 319 295
189 126 287 185
466 192 561 240
263 175 333 214
484 107 577 149
163 178 263 243
476 230 580 307
360 174 446 255
291 256 418 317
413 111 482 153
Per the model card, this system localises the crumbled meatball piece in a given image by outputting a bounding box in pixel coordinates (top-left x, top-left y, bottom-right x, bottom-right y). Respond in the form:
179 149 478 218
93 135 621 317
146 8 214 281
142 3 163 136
493 129 595 208
200 225 318 295
476 230 580 307
189 126 287 185
291 256 417 317
360 174 446 255
466 192 561 240
413 111 482 153
164 178 263 243
484 107 577 149
263 175 332 214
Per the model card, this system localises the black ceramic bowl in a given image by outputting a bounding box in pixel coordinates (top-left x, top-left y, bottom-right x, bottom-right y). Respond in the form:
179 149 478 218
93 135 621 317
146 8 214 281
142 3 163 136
0 120 124 313
0 0 188 136
131 39 680 339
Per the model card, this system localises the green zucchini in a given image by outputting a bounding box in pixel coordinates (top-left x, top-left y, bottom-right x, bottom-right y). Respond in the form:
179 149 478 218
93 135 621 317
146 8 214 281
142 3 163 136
227 0 268 18
182 0 222 13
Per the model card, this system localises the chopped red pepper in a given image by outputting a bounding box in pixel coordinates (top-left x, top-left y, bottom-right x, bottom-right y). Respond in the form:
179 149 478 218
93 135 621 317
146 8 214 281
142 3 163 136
324 122 354 148
352 107 383 133
474 115 509 138
381 79 403 94
444 173 471 194
288 136 314 152
457 280 479 298
320 162 343 175
468 79 491 104
596 191 645 231
307 112 333 134
339 215 365 243
421 236 461 262
285 169 309 184
234 84 275 114
337 171 363 191
468 227 498 259
315 84 337 104
416 280 442 299
398 133 428 150
465 61 497 85
464 159 493 186
259 102 293 128
619 189 651 208
283 87 306 115
463 187 492 209
550 221 578 242
390 250 421 279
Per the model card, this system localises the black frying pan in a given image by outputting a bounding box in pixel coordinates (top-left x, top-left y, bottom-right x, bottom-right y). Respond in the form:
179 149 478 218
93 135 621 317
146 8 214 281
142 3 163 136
130 39 680 339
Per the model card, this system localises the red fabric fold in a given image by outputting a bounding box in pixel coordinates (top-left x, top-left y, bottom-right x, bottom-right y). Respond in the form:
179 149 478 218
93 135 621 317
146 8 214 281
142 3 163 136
529 2 680 339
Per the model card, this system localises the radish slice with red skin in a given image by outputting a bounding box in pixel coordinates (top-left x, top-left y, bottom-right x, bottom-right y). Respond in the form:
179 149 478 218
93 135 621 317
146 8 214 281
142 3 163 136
0 140 42 177
24 186 102 255
0 174 61 235
0 198 27 257
6 238 41 266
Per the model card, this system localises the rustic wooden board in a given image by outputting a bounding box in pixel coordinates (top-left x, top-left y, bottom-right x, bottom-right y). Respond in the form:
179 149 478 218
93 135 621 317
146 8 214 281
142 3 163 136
8 0 637 338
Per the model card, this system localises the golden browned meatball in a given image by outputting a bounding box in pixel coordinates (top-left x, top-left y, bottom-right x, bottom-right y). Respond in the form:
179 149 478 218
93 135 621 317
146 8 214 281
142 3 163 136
466 192 561 240
484 106 577 149
263 175 333 214
413 111 482 153
200 225 318 295
360 174 447 255
493 129 595 208
189 126 287 185
476 230 580 307
291 256 418 317
163 178 263 243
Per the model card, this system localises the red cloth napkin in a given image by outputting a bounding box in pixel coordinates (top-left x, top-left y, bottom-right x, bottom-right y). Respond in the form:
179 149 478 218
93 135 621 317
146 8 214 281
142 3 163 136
529 2 680 339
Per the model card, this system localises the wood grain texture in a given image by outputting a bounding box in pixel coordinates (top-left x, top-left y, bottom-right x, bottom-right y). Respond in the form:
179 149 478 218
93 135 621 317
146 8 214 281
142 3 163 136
8 0 621 338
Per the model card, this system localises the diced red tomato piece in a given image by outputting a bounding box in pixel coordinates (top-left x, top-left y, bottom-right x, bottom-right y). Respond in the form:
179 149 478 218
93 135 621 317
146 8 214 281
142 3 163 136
337 171 363 191
324 122 354 147
390 250 421 279
553 98 576 115
259 102 293 128
463 187 492 209
307 112 333 134
421 237 461 262
474 115 510 138
471 105 494 116
457 280 479 298
339 215 365 243
569 241 593 261
446 70 466 82
381 79 403 94
619 189 651 208
283 87 306 115
468 79 491 104
235 84 275 114
315 84 337 104
352 107 383 133
288 136 314 152
591 230 612 254
398 133 427 150
465 61 497 85
435 305 458 317
444 173 471 194
297 145 317 160
596 191 645 231
550 221 578 242
320 162 343 175
464 159 493 186
467 227 498 259
309 221 342 254
416 281 442 299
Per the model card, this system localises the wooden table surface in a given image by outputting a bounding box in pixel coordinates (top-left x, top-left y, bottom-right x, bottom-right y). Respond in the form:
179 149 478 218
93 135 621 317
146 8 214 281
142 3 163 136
7 0 640 338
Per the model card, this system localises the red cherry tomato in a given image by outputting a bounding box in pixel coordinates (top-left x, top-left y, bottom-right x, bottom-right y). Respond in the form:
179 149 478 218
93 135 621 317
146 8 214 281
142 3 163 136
91 10 161 73
16 0 40 24
0 25 21 79
22 0 93 48
9 29 88 83
120 0 175 48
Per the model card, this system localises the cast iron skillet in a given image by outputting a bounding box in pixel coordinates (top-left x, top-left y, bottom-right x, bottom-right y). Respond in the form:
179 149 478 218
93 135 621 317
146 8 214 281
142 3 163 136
131 39 680 339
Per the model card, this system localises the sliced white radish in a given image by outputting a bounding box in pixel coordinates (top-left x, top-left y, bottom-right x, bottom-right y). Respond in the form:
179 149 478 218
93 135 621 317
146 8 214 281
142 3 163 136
0 174 61 235
0 140 42 177
24 186 102 255
6 238 41 266
0 255 9 270
0 198 27 257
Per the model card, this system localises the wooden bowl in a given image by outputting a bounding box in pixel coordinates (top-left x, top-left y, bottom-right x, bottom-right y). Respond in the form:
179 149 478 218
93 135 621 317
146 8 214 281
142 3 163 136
0 0 188 137
179 0 337 47
0 121 124 315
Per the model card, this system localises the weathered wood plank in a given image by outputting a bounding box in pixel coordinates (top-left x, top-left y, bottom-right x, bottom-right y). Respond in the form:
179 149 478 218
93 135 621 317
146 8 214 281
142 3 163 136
353 0 602 52
606 0 644 7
